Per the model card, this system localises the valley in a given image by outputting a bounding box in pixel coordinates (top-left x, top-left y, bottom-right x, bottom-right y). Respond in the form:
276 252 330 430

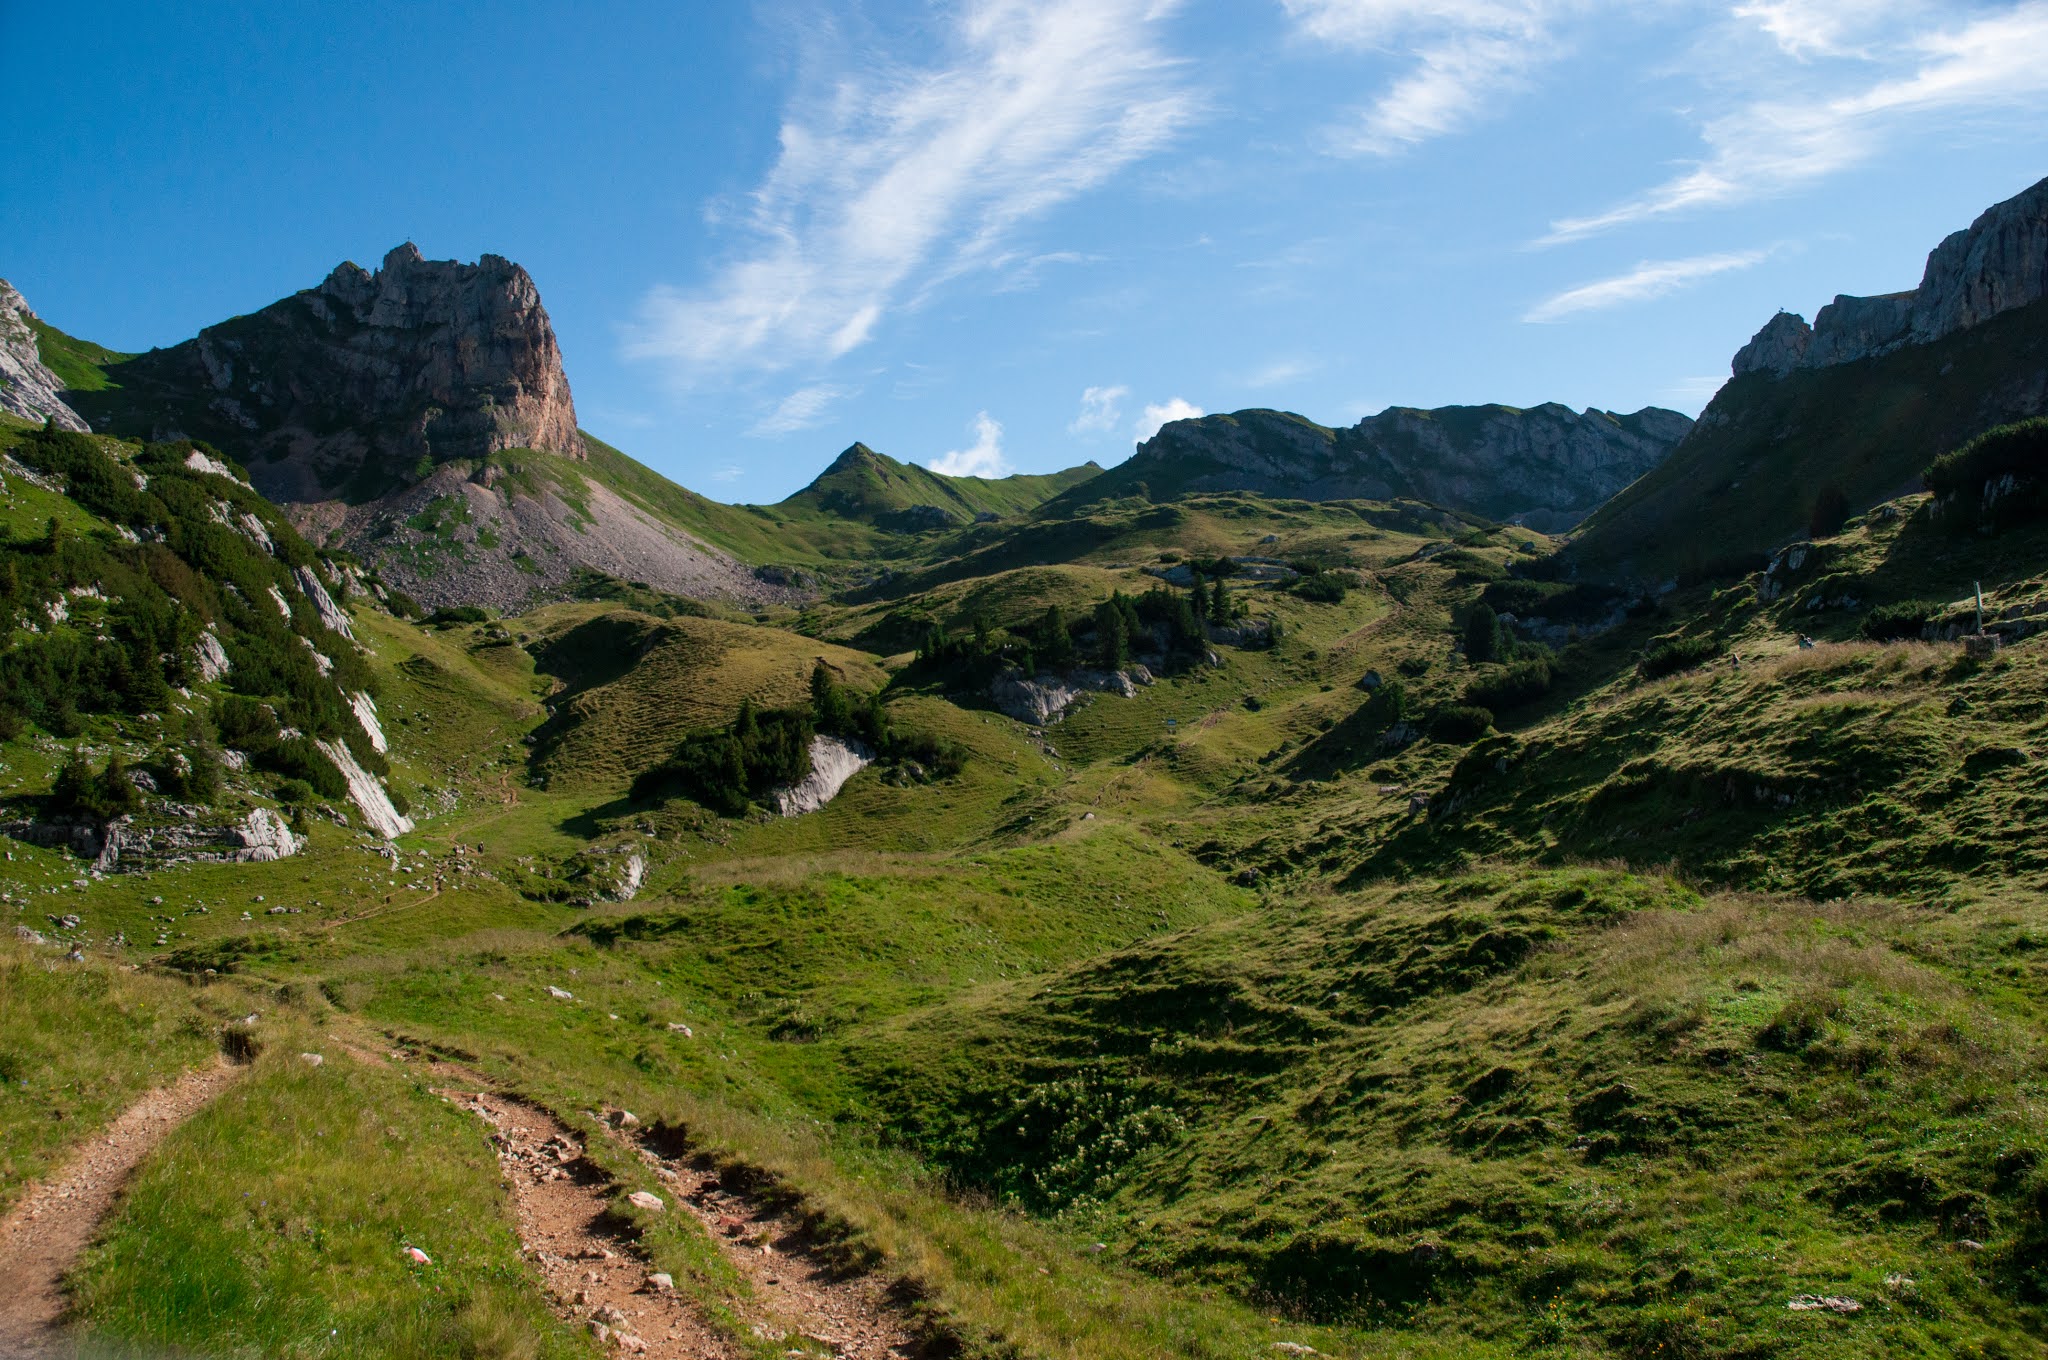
4 175 2048 1360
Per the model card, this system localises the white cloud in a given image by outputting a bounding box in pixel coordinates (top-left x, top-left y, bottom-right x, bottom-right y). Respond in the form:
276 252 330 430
1523 249 1771 322
928 411 1012 478
626 0 1196 380
1068 384 1129 435
1733 0 1924 59
1135 397 1204 442
1282 0 1567 155
1546 2 2048 241
747 383 858 437
709 465 744 483
1239 357 1318 388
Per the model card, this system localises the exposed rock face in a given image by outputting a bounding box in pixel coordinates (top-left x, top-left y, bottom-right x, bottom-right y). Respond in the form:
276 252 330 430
87 244 582 500
990 667 1151 726
72 246 793 613
1735 175 2048 376
1730 311 1813 377
1 808 299 871
316 737 413 839
771 737 874 816
294 565 354 641
1108 403 1691 530
0 280 89 431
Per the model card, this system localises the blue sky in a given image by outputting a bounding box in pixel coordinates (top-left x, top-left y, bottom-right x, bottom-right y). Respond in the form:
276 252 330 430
5 1 2046 502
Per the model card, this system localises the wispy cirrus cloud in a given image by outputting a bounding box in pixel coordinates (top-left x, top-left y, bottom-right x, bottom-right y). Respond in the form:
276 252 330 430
1281 0 1570 156
1523 248 1772 322
626 0 1195 381
1545 2 2048 241
1068 384 1128 435
927 411 1011 477
748 383 859 437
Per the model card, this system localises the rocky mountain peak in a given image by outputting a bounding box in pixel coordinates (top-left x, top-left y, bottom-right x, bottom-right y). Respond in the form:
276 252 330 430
0 280 90 432
1731 175 2048 377
76 244 583 503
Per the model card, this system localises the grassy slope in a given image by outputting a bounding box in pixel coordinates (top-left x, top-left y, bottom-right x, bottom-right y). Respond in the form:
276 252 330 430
68 1036 590 1360
10 435 2048 1359
777 443 1102 527
1570 297 2048 582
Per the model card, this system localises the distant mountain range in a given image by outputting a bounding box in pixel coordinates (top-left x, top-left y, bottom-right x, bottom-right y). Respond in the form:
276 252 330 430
1066 402 1692 531
10 172 2048 602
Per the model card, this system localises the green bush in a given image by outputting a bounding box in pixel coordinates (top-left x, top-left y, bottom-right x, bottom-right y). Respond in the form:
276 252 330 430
1924 418 2048 528
425 605 490 626
1290 570 1350 603
49 751 143 821
1464 657 1553 711
1430 705 1494 743
1863 599 1947 642
1639 635 1722 679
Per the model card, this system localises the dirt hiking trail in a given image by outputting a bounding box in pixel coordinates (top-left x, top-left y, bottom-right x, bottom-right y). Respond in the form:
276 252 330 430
422 1060 920 1359
0 1060 240 1358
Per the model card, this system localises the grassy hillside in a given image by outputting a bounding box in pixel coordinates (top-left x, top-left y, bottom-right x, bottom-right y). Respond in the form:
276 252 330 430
1570 297 2048 583
9 378 2048 1360
779 442 1102 530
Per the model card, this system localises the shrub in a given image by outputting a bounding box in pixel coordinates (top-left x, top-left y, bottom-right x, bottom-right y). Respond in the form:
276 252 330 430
1863 599 1946 642
1809 483 1851 538
1464 657 1553 711
1291 570 1350 603
384 591 423 619
1639 635 1722 679
1430 705 1494 743
49 751 143 820
425 605 490 626
1924 417 2048 528
1462 603 1503 664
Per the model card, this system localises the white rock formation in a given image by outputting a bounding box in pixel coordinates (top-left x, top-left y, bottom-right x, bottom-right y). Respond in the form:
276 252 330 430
266 583 292 618
295 564 355 640
771 737 873 816
0 280 90 431
989 667 1150 725
316 738 413 839
193 630 231 682
184 449 244 480
350 691 388 753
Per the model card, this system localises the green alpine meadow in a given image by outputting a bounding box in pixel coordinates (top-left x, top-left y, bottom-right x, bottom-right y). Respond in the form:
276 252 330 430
8 76 2048 1358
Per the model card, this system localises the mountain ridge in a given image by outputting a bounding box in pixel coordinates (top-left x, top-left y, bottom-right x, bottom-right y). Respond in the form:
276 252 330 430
1057 400 1691 530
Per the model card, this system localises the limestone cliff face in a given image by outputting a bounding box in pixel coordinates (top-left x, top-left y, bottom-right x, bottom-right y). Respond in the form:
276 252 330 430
1733 175 2048 377
1113 403 1690 530
69 246 794 612
83 243 582 501
0 280 89 431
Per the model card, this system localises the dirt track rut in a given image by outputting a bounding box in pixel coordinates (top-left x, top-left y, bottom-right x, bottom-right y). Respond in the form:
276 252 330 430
0 1061 239 1357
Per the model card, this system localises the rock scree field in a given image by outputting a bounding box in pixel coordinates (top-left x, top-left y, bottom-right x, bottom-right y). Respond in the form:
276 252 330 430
9 175 2048 1359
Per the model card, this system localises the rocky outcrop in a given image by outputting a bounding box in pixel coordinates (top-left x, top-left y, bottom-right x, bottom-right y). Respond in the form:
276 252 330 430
316 738 413 839
80 243 582 500
0 280 89 431
70 245 796 614
294 565 354 641
1734 175 2048 376
1 808 299 871
1097 403 1690 530
771 737 874 816
990 666 1152 726
350 691 387 753
1730 312 1813 377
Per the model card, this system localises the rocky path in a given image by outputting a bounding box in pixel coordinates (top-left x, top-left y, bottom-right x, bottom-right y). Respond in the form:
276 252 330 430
0 1061 240 1357
437 1083 918 1359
